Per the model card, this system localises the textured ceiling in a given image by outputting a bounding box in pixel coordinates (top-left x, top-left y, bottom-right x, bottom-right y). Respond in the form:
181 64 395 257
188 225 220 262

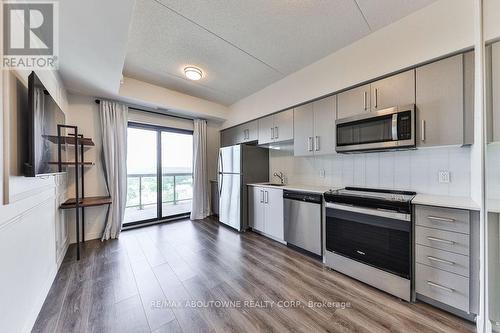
124 0 437 106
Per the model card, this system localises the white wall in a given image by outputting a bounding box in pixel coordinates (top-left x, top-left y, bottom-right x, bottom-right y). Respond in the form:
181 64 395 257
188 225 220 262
0 69 69 333
270 145 471 197
65 94 222 241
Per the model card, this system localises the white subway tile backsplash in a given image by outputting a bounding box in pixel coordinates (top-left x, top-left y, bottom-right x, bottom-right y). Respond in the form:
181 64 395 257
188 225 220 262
269 146 471 197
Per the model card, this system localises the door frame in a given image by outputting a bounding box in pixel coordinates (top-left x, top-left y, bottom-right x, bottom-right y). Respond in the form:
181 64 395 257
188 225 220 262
124 122 194 227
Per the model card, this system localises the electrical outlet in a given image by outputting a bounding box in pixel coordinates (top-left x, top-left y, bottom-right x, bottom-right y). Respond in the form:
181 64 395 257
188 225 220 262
438 170 451 183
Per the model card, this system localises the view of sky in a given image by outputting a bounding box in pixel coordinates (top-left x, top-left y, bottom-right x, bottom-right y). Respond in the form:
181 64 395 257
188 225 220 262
127 127 193 175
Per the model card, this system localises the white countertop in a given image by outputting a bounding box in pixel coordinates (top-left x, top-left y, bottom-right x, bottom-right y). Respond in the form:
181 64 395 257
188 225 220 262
412 194 480 211
247 183 336 194
248 183 488 212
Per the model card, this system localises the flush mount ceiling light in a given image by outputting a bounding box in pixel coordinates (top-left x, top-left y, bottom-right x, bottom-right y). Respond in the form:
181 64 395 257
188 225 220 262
184 66 203 81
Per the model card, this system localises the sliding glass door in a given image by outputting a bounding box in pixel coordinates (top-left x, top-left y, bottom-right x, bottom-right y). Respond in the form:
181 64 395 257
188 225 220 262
124 123 193 226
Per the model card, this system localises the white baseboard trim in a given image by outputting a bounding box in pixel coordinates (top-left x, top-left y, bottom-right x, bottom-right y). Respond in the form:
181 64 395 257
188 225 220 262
69 231 102 244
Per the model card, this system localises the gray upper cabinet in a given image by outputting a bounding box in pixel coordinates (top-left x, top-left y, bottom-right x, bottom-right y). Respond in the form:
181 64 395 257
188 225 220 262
221 120 258 147
221 127 237 147
371 69 415 111
313 96 337 155
258 109 293 145
294 96 336 156
487 42 500 142
416 53 473 147
273 109 294 142
258 115 274 145
293 103 314 156
237 120 258 143
337 84 370 119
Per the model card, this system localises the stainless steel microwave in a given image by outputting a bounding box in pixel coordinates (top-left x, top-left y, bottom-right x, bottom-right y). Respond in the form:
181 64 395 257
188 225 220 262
336 105 416 153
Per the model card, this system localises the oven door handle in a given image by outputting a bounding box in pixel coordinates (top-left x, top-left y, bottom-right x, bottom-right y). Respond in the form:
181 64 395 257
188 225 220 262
325 202 411 222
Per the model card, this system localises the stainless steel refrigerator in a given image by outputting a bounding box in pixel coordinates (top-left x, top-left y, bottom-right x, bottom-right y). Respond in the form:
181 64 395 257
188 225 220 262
218 144 269 231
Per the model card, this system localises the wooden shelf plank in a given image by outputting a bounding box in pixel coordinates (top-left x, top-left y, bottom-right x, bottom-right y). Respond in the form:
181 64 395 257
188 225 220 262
60 196 112 209
43 135 95 146
48 161 95 166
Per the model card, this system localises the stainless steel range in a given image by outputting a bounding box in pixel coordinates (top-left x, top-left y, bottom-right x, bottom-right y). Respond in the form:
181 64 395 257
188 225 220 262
324 187 416 301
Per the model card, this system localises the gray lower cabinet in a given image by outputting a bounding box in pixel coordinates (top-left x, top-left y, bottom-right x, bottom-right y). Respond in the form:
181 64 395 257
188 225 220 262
416 53 474 147
337 84 370 119
293 96 336 156
415 205 478 316
248 186 284 241
258 109 294 145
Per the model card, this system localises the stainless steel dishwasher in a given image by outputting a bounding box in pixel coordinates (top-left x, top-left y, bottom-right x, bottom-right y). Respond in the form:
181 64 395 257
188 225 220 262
283 190 322 256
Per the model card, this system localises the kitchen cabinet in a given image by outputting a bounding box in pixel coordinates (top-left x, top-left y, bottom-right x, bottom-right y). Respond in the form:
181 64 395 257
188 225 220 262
248 186 284 241
337 84 370 119
336 70 414 119
416 53 474 147
258 109 294 145
487 41 500 142
370 69 415 111
414 205 479 315
236 120 258 143
293 96 336 156
221 120 258 146
221 127 237 147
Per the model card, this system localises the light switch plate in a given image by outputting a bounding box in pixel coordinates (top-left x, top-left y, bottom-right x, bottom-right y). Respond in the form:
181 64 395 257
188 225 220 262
438 170 451 183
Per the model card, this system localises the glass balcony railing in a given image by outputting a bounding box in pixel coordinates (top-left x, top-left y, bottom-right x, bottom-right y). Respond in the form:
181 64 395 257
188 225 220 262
125 172 193 211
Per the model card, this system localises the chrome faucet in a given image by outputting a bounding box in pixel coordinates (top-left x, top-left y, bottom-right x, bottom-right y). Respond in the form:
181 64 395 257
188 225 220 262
273 171 285 185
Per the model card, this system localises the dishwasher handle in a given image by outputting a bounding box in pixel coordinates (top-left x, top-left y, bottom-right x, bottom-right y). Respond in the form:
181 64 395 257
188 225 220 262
283 190 322 204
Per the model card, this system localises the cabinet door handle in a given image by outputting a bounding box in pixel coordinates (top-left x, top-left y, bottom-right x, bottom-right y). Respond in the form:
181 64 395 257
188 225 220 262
260 190 264 203
315 136 320 151
421 120 426 142
427 256 455 266
427 236 455 245
374 88 378 108
427 216 456 223
363 91 367 110
246 129 249 140
275 126 279 139
264 191 269 204
308 137 313 151
271 127 274 140
427 281 454 293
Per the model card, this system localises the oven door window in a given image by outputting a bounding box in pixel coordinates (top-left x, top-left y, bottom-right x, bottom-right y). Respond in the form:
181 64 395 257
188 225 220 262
337 114 393 146
326 208 410 279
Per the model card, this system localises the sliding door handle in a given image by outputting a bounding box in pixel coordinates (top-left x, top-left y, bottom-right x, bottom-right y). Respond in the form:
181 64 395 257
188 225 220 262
421 120 426 142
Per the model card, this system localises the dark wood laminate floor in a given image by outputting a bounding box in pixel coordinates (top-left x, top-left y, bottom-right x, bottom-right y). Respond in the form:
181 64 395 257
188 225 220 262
32 217 475 333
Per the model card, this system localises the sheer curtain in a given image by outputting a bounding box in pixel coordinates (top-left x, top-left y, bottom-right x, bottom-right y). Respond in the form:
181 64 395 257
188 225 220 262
190 119 210 220
99 100 128 240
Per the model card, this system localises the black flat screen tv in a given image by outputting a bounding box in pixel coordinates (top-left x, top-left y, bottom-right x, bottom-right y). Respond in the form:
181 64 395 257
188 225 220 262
24 72 66 177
